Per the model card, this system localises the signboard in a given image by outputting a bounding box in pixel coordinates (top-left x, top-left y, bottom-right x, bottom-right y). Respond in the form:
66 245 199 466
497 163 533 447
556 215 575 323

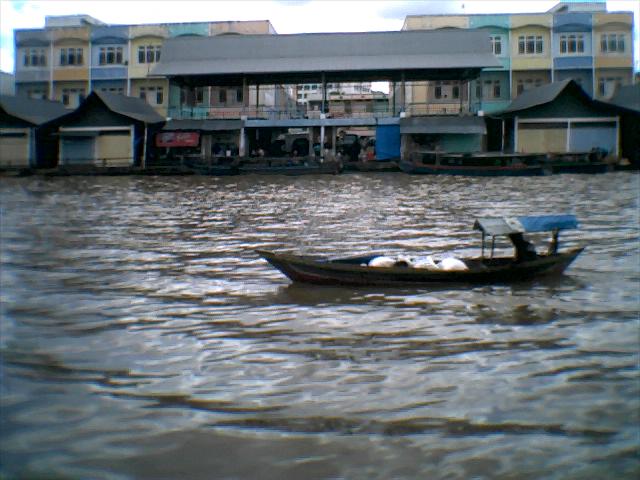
156 131 200 147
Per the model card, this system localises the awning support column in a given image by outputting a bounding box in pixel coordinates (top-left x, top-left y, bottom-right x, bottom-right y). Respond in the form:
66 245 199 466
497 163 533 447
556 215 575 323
401 72 406 114
256 83 260 118
239 124 246 157
391 81 396 116
320 117 325 161
321 73 327 113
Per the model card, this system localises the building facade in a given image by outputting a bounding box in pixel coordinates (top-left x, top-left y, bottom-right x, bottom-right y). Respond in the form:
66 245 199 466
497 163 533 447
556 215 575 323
14 15 276 116
402 1 634 114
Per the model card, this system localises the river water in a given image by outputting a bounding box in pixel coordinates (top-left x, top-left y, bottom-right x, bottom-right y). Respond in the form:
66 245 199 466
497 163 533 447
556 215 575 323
0 172 638 480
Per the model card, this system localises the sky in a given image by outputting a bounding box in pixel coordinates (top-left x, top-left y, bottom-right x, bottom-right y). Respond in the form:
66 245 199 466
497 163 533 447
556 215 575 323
1 0 638 75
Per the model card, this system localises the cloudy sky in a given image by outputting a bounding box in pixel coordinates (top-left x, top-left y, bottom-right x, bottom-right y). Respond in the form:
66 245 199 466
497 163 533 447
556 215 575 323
1 0 638 73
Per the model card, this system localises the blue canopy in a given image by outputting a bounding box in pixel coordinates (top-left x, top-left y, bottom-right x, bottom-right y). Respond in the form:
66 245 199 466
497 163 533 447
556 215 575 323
517 215 578 233
474 215 578 236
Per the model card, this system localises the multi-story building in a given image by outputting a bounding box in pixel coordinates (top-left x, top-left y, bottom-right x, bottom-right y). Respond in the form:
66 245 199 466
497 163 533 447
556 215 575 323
402 1 634 114
14 15 277 116
296 82 373 106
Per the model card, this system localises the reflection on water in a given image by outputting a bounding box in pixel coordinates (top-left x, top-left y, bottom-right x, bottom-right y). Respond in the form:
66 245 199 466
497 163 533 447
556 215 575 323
1 173 639 479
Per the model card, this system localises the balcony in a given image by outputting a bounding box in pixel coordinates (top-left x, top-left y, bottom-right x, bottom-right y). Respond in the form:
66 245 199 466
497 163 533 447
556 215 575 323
168 103 474 121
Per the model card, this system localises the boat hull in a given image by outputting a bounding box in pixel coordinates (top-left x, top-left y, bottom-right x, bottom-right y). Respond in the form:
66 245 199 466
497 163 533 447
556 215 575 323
257 248 584 286
399 160 547 177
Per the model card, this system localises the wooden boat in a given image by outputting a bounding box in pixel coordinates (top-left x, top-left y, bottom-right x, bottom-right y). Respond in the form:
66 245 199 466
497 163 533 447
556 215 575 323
238 157 342 175
183 157 239 176
542 151 613 174
400 151 547 176
343 160 400 173
257 215 583 286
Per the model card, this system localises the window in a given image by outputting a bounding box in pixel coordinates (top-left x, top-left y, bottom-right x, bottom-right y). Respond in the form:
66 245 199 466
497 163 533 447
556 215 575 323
518 35 543 55
99 46 124 65
598 77 623 97
100 87 124 95
452 85 460 99
434 83 442 99
61 88 85 107
560 34 584 54
490 35 502 55
60 48 84 66
517 78 544 95
139 86 164 105
138 45 161 63
493 81 501 98
600 33 625 53
195 87 204 104
219 89 227 103
23 48 46 67
27 89 47 100
478 79 501 99
236 88 243 103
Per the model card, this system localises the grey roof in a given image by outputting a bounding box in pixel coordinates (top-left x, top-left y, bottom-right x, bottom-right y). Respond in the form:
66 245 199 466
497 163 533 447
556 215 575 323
0 95 68 125
400 115 486 134
163 119 241 131
499 79 575 115
607 84 640 113
94 91 165 123
152 30 500 84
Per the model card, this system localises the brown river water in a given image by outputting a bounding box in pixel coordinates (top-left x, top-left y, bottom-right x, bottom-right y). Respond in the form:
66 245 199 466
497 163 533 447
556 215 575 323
0 172 638 479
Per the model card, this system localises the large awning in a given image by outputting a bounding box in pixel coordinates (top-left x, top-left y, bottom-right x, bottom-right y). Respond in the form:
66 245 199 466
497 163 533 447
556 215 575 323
400 116 487 135
151 29 500 86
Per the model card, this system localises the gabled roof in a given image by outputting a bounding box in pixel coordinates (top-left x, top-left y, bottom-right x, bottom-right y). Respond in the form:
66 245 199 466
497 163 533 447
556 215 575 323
607 84 640 113
499 79 576 115
0 95 68 125
92 91 165 123
152 29 500 85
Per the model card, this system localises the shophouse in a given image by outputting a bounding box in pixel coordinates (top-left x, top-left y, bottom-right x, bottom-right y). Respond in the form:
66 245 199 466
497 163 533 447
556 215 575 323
402 1 634 114
13 15 278 117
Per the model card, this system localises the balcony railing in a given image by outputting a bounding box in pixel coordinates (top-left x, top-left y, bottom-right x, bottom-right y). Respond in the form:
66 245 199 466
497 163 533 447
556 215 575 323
168 103 477 120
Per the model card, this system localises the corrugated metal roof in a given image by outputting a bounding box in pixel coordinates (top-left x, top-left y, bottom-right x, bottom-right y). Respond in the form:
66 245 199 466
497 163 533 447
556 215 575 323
400 116 486 134
499 79 574 115
0 95 68 125
151 30 500 82
94 91 165 123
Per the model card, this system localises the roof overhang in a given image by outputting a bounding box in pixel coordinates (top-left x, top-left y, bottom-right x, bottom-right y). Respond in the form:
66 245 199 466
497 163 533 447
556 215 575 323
400 116 487 135
152 30 500 86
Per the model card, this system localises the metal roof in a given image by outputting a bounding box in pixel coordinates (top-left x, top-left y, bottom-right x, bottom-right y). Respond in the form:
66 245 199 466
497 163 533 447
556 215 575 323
151 30 500 85
498 79 575 115
93 91 165 123
400 116 486 134
0 95 68 125
474 215 578 236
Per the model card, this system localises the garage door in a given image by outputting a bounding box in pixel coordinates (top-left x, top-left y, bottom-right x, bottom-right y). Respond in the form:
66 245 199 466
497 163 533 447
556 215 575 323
61 137 95 165
518 126 567 153
569 123 617 155
95 132 132 167
0 130 30 167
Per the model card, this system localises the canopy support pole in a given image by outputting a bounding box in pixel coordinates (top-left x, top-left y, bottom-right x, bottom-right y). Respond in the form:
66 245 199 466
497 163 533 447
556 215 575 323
321 72 326 113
